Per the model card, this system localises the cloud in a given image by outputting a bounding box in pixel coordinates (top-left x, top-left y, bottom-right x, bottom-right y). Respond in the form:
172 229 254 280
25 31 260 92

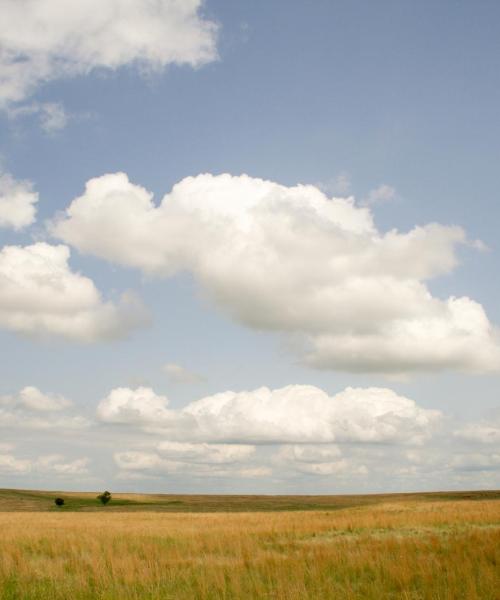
163 363 205 384
0 385 88 430
98 384 441 445
0 452 89 475
7 101 68 132
51 172 500 374
316 173 351 196
0 0 218 107
454 418 500 445
114 446 266 479
38 102 68 132
97 386 189 426
0 453 31 474
0 172 38 230
6 386 72 412
184 385 441 445
274 444 366 476
363 184 396 206
450 453 500 472
0 242 148 341
157 441 255 463
36 454 89 475
277 444 342 462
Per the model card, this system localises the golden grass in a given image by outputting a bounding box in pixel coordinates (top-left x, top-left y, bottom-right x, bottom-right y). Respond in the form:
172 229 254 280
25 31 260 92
0 498 499 599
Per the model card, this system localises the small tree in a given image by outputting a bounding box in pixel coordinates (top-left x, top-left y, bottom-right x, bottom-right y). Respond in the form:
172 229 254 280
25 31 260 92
54 497 65 507
97 490 112 505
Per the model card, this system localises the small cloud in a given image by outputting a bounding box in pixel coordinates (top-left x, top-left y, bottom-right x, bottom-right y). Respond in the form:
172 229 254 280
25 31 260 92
363 184 396 206
0 171 38 230
163 363 205 384
469 238 489 252
16 386 72 412
316 172 351 196
7 102 69 133
38 102 68 133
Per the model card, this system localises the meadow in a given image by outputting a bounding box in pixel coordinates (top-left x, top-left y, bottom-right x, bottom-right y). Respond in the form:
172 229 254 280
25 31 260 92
0 489 498 599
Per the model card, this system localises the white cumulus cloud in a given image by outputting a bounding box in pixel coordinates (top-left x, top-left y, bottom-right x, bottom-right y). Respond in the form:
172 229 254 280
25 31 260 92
97 384 441 445
0 242 148 341
9 386 72 412
51 172 500 374
0 0 218 107
0 385 88 430
97 386 190 427
0 172 38 230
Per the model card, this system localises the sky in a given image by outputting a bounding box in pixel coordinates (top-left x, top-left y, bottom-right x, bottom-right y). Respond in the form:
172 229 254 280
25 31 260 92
0 0 499 494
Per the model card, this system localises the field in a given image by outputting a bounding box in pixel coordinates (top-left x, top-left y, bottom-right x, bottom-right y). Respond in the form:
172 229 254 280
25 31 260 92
0 489 499 599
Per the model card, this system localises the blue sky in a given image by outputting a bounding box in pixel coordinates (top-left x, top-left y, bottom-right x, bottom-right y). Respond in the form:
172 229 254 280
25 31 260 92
0 0 499 493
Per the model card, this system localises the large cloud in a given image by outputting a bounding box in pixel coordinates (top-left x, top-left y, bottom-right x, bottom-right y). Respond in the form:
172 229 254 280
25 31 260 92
0 0 218 106
0 172 38 230
0 242 147 341
97 384 441 445
51 172 500 374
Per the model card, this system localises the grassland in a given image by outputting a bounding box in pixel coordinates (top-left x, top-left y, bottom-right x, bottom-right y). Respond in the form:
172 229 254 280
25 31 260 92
0 489 498 599
1 487 499 512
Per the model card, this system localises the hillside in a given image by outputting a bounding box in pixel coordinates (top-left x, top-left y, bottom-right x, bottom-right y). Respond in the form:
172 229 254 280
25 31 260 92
1 487 499 512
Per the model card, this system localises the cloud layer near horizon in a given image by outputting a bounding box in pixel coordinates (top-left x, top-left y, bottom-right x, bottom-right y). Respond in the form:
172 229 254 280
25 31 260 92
1 380 498 488
51 172 500 374
99 383 441 481
0 0 218 107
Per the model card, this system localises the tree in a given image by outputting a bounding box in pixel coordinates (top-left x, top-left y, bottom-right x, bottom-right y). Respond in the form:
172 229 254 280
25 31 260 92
54 497 64 507
97 490 112 505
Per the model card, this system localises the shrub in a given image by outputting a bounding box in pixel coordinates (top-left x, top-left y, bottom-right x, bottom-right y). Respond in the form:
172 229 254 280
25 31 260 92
54 497 65 507
97 491 112 505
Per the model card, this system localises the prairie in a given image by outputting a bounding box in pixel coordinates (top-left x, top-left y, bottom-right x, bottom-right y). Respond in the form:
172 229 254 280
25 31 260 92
0 489 498 599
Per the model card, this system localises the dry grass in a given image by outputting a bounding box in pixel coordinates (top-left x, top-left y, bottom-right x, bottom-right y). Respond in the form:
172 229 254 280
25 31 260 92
0 497 499 599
